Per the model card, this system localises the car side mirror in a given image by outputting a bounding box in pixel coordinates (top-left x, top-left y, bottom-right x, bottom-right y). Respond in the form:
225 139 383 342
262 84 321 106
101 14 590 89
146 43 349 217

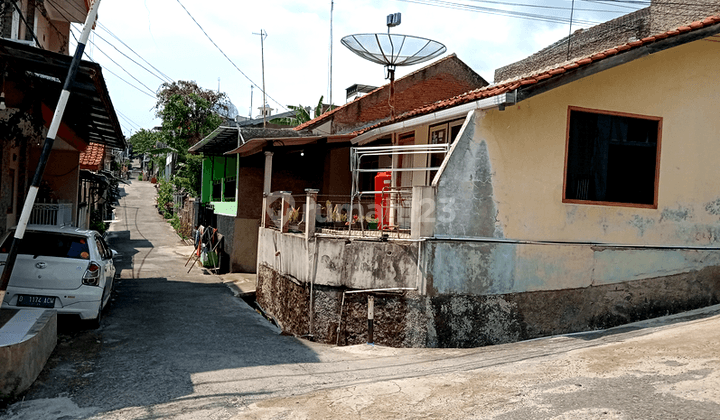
111 249 119 258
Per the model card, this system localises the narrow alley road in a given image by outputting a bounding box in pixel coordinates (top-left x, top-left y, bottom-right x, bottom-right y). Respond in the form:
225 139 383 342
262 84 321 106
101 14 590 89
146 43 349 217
2 174 720 419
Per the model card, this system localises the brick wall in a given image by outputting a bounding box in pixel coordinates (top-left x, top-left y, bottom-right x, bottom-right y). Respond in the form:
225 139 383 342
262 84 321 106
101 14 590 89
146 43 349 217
650 0 720 33
494 8 651 83
317 55 488 135
494 0 720 84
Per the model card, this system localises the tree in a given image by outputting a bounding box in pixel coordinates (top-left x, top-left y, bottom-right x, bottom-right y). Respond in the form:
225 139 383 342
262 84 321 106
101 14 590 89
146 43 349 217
270 95 326 126
155 80 229 148
150 81 228 196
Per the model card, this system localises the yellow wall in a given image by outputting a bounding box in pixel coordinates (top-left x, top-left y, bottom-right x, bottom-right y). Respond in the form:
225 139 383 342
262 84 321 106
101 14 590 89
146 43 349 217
476 38 720 246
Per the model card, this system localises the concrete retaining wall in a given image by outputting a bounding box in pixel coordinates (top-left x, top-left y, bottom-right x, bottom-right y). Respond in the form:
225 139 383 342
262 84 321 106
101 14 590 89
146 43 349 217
0 309 57 398
256 233 720 348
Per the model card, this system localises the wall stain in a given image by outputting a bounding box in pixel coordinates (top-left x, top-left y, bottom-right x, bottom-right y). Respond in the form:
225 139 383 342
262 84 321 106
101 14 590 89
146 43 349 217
628 215 655 237
705 198 720 217
660 206 692 222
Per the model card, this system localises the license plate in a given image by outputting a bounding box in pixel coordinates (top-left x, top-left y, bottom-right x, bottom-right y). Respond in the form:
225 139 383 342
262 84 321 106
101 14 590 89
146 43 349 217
17 295 55 308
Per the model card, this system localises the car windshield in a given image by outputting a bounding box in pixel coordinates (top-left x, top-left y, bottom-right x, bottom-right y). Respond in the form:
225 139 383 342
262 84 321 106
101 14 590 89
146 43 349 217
0 231 90 260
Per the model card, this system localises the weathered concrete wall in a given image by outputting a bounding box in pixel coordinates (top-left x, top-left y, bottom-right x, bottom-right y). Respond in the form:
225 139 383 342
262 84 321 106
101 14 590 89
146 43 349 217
426 241 720 295
0 310 57 398
258 258 720 348
256 264 432 347
434 113 503 238
231 218 259 273
257 228 420 289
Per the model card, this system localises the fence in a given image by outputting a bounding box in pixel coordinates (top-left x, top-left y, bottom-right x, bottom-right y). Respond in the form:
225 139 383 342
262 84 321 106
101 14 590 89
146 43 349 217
29 202 73 226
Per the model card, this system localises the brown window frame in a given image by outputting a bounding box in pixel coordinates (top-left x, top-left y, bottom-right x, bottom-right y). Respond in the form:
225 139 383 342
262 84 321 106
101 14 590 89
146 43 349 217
562 106 663 209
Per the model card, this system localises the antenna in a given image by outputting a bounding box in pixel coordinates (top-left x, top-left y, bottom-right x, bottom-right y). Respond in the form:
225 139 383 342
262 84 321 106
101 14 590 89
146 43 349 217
253 29 268 128
328 0 334 111
341 13 446 118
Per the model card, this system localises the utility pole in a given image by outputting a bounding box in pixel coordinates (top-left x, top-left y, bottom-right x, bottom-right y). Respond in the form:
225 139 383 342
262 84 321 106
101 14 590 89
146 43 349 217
0 0 103 301
249 85 253 119
253 29 268 128
328 0 334 109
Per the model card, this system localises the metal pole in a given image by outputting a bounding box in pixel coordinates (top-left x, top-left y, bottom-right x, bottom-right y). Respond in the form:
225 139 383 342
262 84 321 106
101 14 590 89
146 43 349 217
367 295 374 345
328 0 333 109
253 29 268 128
0 0 102 301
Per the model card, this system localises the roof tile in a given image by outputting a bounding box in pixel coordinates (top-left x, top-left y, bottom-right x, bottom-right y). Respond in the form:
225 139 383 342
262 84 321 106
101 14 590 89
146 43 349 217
355 14 720 138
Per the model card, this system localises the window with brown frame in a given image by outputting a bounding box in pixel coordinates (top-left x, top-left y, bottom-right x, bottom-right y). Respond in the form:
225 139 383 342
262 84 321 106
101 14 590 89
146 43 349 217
564 107 661 207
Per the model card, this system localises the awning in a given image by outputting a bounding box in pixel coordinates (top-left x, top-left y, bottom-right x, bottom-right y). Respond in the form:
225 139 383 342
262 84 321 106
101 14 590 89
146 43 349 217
189 126 342 156
0 38 126 150
224 136 324 157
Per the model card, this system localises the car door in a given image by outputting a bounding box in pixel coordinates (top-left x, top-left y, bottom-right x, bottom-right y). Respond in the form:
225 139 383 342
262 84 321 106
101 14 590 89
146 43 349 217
95 235 115 307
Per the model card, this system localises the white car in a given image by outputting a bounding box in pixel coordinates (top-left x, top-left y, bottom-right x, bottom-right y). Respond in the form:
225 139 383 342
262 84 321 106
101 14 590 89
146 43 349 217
0 225 116 328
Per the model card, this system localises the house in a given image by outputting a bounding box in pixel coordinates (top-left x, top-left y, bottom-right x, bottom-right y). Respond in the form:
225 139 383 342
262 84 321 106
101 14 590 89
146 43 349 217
0 1 126 234
190 55 488 273
255 1 720 348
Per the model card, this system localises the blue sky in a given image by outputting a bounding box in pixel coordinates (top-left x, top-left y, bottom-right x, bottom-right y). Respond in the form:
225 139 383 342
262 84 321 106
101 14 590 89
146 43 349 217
74 0 643 136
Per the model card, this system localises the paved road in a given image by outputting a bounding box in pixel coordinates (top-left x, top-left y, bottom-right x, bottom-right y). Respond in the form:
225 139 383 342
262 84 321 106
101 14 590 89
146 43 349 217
2 174 720 419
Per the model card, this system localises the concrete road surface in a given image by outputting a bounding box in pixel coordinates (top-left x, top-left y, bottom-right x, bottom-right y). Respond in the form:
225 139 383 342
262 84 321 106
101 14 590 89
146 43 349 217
1 175 719 419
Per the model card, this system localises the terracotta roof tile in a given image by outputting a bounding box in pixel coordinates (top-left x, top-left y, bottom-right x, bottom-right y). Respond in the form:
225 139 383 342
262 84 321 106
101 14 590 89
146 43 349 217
354 14 720 138
79 143 105 170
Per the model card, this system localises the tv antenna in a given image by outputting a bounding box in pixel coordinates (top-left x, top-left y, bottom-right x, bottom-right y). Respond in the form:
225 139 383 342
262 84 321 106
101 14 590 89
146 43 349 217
341 13 446 118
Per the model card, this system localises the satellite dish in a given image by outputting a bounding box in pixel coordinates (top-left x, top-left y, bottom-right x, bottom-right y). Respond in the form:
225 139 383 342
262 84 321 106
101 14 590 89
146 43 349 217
340 34 446 70
341 13 447 118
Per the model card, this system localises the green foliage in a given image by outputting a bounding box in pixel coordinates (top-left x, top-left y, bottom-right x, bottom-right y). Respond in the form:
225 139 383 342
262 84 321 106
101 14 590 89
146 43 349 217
156 178 174 218
270 95 326 126
89 209 109 234
128 129 164 156
150 81 226 196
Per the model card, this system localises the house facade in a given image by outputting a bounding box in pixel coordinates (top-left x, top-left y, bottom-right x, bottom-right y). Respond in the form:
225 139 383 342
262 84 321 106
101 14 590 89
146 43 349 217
255 4 720 347
190 55 489 273
0 1 125 234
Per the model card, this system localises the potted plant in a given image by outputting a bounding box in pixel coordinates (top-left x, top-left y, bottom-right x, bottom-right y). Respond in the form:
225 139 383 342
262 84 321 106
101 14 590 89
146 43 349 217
332 205 346 229
367 215 378 230
287 207 301 232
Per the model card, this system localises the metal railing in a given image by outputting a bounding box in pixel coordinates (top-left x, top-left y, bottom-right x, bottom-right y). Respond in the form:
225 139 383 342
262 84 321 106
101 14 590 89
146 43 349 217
29 202 73 226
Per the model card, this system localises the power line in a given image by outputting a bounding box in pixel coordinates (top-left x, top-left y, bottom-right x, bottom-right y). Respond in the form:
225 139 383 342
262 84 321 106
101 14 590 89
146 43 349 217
396 0 604 25
70 27 157 96
173 0 289 112
97 23 174 83
57 0 173 85
91 28 169 84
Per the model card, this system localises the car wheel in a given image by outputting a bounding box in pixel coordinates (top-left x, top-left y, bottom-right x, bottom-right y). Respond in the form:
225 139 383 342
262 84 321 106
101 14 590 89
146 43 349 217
89 292 104 329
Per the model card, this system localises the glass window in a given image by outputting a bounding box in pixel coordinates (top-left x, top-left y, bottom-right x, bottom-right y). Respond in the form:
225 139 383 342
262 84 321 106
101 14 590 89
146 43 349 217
1 231 91 259
564 108 661 207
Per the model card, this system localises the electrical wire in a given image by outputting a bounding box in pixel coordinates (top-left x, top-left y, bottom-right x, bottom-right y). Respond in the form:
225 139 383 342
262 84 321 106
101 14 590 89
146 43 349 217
90 29 169 84
57 0 174 86
69 27 157 96
173 0 289 112
396 0 603 25
97 23 174 83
